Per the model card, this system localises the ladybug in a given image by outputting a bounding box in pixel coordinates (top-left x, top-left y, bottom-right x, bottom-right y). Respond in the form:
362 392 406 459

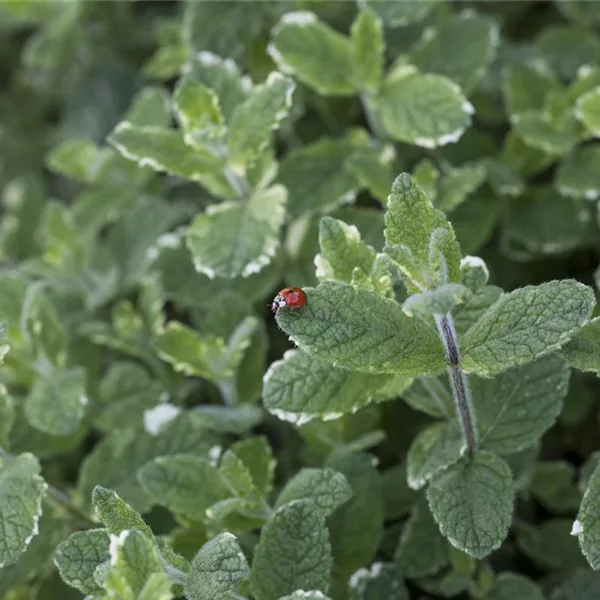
271 286 307 313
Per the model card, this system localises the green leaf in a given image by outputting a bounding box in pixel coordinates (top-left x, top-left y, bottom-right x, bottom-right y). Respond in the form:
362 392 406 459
348 562 408 600
104 529 164 597
436 162 488 213
384 173 462 291
125 86 171 128
184 532 248 600
395 497 450 578
403 376 453 418
502 62 559 116
186 185 286 278
228 436 275 497
279 592 333 600
173 77 224 144
24 368 87 436
327 452 383 577
275 282 445 376
316 216 376 284
218 449 262 505
138 573 173 600
461 280 595 377
269 12 356 96
92 486 153 539
183 51 249 123
473 355 570 454
108 123 223 181
0 386 15 448
562 317 600 374
345 145 395 204
0 453 47 567
46 138 111 183
263 349 411 424
275 468 352 517
574 460 600 569
511 111 580 155
379 70 473 148
278 132 366 216
403 283 469 320
529 460 581 514
78 413 218 513
516 519 587 571
406 422 463 490
549 569 600 600
501 187 594 259
361 0 437 27
138 454 230 521
427 452 513 559
249 499 332 600
486 573 545 600
227 72 294 169
350 7 384 93
54 529 110 595
576 86 600 135
408 14 499 93
556 144 600 200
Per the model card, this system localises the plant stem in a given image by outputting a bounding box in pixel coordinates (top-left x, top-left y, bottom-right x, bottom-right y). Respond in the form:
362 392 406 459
434 313 478 456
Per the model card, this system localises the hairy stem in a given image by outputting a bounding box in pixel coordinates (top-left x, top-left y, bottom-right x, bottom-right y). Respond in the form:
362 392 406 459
434 313 478 456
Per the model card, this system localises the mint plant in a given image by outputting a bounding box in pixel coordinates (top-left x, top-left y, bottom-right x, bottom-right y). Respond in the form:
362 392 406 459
2 1 600 599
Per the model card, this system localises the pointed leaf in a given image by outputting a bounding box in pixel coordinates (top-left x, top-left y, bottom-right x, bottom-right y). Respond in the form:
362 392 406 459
92 486 153 539
275 282 445 376
185 532 248 600
350 8 384 93
250 500 332 600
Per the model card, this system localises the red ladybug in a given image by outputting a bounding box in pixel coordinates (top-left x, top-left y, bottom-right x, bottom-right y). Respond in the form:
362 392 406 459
271 286 307 313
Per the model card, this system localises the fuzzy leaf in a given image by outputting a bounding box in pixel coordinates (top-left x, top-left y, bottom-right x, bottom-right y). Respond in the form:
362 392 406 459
185 532 248 600
227 73 294 168
54 529 110 595
473 355 570 454
408 14 499 93
92 486 153 539
275 468 352 517
269 12 356 96
406 422 462 490
24 368 87 436
384 173 462 291
512 111 580 155
186 185 286 278
461 280 595 377
379 71 473 148
0 386 14 448
350 7 384 93
0 453 47 567
138 455 230 521
262 349 411 424
427 451 514 558
275 282 445 376
562 317 600 374
104 529 164 597
502 62 559 116
575 460 600 569
249 500 332 600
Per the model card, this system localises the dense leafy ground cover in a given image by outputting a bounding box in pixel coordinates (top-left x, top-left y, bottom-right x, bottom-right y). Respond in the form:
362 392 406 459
2 1 600 599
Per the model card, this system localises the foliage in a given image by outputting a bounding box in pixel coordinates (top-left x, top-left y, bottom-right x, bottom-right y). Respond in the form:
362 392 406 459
1 1 600 599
